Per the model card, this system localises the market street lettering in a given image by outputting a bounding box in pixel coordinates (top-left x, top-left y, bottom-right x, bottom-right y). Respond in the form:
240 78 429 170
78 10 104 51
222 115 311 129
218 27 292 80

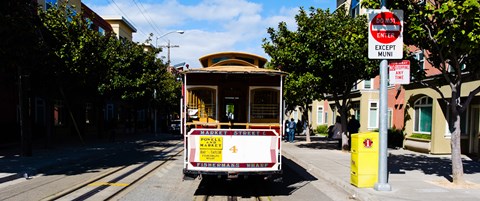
233 131 266 136
200 130 227 135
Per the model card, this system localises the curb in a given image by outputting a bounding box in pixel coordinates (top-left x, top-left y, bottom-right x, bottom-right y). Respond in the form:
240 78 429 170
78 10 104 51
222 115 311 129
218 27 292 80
282 149 378 201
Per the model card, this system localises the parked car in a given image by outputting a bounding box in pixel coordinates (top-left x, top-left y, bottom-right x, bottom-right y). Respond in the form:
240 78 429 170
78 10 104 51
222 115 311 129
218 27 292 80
169 119 181 134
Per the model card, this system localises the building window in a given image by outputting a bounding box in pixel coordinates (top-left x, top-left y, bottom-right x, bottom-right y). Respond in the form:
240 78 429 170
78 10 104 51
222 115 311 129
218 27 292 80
317 106 324 124
105 104 114 121
54 100 65 126
414 51 425 69
351 0 360 18
368 101 379 129
325 112 328 124
45 0 57 10
85 103 93 124
414 96 432 133
99 27 105 36
35 98 46 126
250 89 279 120
137 109 145 122
364 79 372 89
330 105 336 124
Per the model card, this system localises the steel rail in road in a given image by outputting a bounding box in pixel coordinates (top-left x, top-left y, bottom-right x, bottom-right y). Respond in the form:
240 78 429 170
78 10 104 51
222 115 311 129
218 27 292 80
41 141 183 201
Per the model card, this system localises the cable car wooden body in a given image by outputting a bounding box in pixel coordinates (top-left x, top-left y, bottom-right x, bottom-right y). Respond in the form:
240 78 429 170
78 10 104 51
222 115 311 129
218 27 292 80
181 52 285 180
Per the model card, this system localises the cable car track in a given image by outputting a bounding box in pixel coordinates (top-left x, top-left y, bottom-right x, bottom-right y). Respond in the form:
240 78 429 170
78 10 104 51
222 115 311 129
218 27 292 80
41 141 183 201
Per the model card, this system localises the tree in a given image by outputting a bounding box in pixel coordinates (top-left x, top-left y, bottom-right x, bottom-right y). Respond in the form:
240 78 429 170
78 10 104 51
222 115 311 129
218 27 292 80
39 2 177 137
1 0 47 156
362 0 480 185
39 2 114 143
263 6 378 150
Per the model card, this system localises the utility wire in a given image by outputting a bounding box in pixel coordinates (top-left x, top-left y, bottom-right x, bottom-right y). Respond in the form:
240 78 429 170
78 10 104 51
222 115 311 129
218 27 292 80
107 0 150 39
132 0 162 38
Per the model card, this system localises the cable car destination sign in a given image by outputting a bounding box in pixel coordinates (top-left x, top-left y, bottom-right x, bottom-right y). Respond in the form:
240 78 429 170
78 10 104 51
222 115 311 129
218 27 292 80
368 9 404 59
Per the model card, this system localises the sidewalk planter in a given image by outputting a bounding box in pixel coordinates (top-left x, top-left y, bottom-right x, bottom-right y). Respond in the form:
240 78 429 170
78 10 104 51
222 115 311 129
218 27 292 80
404 137 431 153
350 132 379 188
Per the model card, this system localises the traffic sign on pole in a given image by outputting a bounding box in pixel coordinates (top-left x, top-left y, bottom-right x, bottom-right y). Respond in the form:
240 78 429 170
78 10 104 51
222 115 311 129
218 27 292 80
388 60 410 84
368 10 404 59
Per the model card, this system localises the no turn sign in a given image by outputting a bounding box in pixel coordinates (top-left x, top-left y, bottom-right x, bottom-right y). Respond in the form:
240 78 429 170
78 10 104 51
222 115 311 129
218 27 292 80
368 9 403 59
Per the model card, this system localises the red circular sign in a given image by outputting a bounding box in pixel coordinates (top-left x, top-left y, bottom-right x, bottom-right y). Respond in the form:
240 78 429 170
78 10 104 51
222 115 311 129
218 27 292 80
370 12 402 44
363 138 373 148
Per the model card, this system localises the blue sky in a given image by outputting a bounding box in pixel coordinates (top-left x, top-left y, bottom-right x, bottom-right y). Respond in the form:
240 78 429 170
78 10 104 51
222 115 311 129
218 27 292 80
83 0 337 67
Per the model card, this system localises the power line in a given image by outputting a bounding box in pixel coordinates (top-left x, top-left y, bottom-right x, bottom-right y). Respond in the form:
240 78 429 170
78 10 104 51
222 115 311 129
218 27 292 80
132 0 162 38
106 0 150 39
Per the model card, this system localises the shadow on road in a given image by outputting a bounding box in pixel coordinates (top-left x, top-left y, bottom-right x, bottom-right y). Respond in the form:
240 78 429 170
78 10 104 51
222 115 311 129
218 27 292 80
194 157 318 197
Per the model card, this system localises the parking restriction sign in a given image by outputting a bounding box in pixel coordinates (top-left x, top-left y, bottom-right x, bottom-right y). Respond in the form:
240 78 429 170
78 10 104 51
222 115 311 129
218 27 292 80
368 9 403 59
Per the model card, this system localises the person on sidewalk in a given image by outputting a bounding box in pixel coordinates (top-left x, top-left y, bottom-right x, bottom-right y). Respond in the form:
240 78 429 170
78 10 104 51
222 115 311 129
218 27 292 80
284 119 290 142
347 115 360 149
288 118 296 143
332 116 342 149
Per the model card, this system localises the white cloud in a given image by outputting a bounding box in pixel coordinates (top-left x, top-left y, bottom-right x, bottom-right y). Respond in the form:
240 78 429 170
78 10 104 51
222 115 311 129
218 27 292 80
82 0 320 67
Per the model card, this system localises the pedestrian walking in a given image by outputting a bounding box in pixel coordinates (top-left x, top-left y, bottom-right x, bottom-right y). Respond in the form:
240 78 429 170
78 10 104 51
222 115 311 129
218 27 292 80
288 118 296 143
284 119 290 141
347 115 360 149
332 116 342 149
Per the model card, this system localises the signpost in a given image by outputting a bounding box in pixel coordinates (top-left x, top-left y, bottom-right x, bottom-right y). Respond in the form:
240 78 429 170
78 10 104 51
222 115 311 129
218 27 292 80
389 60 410 85
368 3 403 192
368 10 404 59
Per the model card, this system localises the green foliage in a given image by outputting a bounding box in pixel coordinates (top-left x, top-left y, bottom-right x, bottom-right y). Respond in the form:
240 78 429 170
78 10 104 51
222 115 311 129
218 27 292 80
316 124 329 134
39 1 111 92
263 6 379 145
410 133 432 140
263 7 378 105
37 1 177 105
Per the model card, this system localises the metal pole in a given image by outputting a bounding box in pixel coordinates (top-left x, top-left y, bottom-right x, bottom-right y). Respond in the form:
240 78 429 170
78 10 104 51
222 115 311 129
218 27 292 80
167 40 171 66
154 89 157 135
375 1 392 191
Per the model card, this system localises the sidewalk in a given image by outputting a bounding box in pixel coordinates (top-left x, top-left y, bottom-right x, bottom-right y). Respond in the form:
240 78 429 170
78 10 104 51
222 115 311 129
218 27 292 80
282 136 480 201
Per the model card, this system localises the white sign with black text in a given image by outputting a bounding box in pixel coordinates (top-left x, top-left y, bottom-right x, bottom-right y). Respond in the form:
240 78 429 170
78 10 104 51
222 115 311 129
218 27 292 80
368 9 404 59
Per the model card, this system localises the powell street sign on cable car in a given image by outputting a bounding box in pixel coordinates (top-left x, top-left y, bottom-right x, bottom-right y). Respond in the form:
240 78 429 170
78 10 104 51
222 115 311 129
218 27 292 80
368 9 404 59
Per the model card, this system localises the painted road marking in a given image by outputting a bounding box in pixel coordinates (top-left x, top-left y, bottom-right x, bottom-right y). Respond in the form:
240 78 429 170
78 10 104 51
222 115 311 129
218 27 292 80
88 182 129 187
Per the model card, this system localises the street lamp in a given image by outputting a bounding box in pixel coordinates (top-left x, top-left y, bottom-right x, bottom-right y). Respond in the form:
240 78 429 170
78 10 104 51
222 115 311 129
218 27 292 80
155 30 184 47
153 30 184 135
156 30 184 66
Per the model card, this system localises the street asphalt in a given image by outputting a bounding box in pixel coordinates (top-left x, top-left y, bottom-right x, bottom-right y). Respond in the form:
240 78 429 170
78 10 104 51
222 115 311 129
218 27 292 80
1 133 480 201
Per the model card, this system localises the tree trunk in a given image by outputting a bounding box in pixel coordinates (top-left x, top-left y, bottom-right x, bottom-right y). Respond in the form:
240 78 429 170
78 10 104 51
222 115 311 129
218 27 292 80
18 69 33 157
451 107 465 184
304 104 311 143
